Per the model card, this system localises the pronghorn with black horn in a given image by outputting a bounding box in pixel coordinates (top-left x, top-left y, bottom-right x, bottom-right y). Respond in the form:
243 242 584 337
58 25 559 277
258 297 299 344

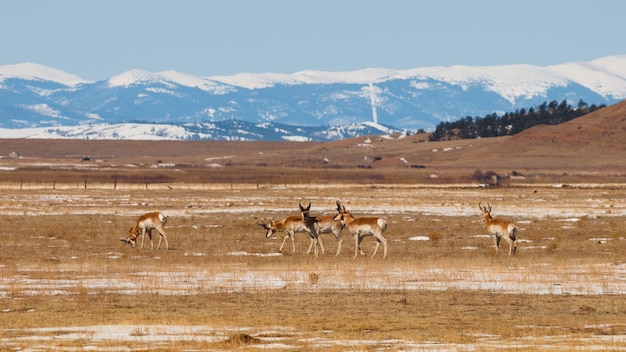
312 202 345 256
120 212 169 250
479 201 518 255
333 201 388 259
298 200 324 256
258 201 324 256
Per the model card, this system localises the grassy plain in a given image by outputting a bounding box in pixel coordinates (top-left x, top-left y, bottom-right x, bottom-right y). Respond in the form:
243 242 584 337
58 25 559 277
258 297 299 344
1 183 626 350
3 99 626 350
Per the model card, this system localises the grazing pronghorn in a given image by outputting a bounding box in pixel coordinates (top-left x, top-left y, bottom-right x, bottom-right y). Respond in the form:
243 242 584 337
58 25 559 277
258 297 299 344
258 207 323 256
120 212 169 250
333 202 388 259
479 202 518 255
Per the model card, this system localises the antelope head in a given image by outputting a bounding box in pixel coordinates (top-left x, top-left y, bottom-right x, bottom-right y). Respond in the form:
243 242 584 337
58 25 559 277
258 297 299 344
258 221 276 238
478 201 492 218
119 226 139 247
299 200 311 214
299 200 320 227
336 200 344 213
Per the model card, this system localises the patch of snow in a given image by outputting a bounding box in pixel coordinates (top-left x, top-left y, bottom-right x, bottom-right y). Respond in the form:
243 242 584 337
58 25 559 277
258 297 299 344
0 123 190 140
408 236 430 241
282 135 310 142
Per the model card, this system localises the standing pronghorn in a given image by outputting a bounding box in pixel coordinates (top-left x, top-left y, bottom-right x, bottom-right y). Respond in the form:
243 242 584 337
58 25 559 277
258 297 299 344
312 213 345 256
333 202 388 259
298 200 323 256
479 202 518 255
258 201 323 256
120 212 169 250
300 200 346 255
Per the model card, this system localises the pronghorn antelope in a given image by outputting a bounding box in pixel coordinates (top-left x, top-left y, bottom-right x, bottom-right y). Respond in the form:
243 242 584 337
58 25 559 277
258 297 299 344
120 212 169 250
258 216 317 254
306 200 346 256
333 202 388 259
258 206 323 256
298 200 324 256
312 214 345 256
479 202 518 255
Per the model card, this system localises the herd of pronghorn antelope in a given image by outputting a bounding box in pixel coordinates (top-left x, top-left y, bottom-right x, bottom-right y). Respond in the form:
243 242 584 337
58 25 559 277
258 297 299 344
120 200 519 258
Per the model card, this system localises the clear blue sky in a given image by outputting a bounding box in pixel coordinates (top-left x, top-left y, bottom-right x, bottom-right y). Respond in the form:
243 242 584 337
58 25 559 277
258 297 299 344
2 0 625 81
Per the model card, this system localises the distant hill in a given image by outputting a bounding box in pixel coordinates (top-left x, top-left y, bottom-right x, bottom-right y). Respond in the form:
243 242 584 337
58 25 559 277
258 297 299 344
511 99 626 151
0 101 624 185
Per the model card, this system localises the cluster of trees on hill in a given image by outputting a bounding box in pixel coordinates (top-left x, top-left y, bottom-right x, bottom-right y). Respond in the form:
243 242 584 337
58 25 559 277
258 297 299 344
428 99 605 141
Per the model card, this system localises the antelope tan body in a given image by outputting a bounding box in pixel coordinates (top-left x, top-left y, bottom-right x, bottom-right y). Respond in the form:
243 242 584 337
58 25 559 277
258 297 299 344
333 202 388 259
479 202 518 255
259 215 324 256
120 212 169 250
312 214 345 256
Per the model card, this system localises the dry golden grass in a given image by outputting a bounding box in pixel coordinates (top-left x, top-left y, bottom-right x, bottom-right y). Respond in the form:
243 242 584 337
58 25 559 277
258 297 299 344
2 104 626 349
1 183 626 350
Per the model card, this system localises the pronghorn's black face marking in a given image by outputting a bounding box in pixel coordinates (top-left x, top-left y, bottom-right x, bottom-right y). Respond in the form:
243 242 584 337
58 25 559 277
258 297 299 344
299 200 311 217
299 200 319 226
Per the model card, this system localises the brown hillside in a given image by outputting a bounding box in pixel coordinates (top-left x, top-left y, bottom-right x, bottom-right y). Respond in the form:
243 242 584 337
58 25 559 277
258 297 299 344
0 101 625 185
479 100 626 171
512 99 626 151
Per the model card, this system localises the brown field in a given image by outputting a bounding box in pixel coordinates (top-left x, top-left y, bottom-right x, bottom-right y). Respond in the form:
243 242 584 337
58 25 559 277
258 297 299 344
1 102 626 350
1 183 626 351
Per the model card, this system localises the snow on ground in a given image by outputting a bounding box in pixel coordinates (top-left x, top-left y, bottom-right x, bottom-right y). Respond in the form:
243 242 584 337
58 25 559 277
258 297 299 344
2 260 625 297
1 184 626 350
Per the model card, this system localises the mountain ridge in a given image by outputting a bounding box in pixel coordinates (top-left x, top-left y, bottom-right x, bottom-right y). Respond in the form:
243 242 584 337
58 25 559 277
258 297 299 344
1 55 625 141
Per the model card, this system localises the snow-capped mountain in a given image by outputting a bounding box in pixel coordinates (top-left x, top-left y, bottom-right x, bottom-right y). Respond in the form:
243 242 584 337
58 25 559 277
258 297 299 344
1 56 625 141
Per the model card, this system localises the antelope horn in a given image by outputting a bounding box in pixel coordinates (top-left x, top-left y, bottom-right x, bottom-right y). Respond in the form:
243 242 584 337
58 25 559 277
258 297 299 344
299 199 311 211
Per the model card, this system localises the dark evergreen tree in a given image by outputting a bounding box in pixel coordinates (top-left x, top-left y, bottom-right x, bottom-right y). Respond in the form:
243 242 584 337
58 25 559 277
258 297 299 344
428 100 605 141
